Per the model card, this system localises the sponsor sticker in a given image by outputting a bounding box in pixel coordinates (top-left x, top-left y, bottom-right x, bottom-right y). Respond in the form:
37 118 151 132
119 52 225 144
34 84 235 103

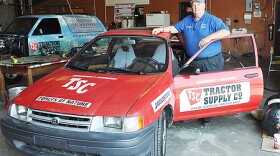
180 82 250 112
151 88 171 112
62 78 96 94
30 41 61 53
30 43 38 52
36 96 92 108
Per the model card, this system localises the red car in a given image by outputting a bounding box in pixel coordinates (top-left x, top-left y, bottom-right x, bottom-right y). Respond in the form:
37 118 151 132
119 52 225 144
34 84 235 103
1 28 263 156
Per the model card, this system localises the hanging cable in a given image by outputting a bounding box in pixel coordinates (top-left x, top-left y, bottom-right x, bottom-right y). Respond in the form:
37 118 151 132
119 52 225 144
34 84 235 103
268 0 276 21
93 0 96 16
263 16 268 50
66 0 85 37
261 0 269 11
258 0 275 21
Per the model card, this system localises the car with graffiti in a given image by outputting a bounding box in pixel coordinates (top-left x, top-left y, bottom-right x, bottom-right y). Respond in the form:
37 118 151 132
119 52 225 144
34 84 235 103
0 14 106 84
0 28 263 156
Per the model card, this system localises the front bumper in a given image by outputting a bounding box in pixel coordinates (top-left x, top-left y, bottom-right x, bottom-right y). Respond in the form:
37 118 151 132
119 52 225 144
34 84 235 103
1 115 156 156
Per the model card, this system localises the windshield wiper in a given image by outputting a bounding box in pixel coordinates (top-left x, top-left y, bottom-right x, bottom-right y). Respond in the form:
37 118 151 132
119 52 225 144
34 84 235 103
95 67 144 74
66 64 88 71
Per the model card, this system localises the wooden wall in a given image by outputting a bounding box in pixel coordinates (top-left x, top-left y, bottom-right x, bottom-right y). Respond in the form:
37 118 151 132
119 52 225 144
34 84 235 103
29 0 280 57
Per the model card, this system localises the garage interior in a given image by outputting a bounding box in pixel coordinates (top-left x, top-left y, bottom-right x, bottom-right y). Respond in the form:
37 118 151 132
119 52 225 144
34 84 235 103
0 0 280 156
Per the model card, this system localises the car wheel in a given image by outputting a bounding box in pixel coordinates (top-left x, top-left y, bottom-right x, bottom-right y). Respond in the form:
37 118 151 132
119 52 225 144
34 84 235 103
262 94 280 136
4 74 23 85
151 111 167 156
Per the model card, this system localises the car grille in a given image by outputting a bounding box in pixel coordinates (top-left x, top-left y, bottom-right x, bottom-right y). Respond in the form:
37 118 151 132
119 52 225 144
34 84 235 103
28 109 93 132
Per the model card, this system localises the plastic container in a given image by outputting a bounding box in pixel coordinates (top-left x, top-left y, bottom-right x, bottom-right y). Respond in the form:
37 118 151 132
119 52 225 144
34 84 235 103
8 86 27 101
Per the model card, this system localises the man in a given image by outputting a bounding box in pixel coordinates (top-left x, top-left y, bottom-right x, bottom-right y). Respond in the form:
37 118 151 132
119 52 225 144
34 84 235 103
152 0 230 72
152 0 230 124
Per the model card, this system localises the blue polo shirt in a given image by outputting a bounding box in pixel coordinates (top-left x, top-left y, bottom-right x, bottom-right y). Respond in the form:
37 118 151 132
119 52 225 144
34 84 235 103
174 12 229 58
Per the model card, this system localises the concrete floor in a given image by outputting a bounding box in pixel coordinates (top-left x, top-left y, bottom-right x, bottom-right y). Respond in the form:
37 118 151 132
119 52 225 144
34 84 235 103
0 56 280 156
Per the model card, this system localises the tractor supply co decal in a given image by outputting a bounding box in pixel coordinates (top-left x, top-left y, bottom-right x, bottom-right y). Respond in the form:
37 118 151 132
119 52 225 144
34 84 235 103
36 96 92 108
151 88 171 112
179 82 250 112
30 41 60 53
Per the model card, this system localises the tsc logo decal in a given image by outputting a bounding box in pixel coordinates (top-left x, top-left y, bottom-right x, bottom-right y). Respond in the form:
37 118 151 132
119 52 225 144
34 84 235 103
186 89 202 106
30 43 38 52
62 78 96 94
180 82 250 112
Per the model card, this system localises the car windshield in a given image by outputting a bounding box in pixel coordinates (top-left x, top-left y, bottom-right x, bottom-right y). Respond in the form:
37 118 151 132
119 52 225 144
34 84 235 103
3 17 38 35
67 35 168 74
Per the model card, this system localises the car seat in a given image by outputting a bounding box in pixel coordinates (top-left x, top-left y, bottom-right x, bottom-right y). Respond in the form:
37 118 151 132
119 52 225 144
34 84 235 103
152 44 166 64
109 44 136 68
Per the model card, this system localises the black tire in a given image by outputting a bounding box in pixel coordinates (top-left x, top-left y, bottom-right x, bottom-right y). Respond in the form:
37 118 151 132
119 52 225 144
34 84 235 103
151 111 167 156
4 74 23 85
262 94 280 136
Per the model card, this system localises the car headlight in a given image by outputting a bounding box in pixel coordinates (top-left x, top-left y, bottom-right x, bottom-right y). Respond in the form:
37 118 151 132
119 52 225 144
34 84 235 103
123 115 143 132
90 115 144 133
8 103 28 121
104 116 123 129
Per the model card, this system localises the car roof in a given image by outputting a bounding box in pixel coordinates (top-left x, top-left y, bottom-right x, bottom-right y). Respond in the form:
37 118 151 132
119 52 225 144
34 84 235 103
100 27 171 39
17 14 96 19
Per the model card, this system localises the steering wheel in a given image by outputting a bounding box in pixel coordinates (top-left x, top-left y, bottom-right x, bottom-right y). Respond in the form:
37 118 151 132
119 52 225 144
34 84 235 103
132 57 161 72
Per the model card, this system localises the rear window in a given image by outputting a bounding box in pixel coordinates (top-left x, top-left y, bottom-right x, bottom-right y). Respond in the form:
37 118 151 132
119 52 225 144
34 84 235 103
64 16 105 33
3 17 38 35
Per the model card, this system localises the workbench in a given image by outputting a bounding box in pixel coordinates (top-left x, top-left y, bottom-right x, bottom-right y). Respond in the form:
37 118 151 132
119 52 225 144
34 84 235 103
0 55 68 99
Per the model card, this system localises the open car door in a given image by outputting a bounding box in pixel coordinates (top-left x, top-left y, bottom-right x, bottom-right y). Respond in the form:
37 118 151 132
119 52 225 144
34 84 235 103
173 34 264 121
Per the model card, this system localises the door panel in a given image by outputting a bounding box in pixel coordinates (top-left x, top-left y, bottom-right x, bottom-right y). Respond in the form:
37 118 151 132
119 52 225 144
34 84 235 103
173 67 263 121
29 18 66 56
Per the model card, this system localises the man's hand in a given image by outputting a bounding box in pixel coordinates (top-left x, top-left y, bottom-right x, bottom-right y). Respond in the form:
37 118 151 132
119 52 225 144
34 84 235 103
199 29 230 48
152 27 163 35
199 37 212 48
152 26 178 35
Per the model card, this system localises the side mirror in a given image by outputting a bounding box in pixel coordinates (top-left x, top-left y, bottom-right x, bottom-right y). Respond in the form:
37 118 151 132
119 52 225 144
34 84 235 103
67 47 82 58
178 64 200 75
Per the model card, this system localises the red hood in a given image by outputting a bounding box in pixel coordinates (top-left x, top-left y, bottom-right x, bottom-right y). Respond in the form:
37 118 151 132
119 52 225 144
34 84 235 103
14 69 160 116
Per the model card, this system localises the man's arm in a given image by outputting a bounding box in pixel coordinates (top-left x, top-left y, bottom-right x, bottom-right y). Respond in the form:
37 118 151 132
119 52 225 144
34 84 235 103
199 29 230 47
152 26 179 35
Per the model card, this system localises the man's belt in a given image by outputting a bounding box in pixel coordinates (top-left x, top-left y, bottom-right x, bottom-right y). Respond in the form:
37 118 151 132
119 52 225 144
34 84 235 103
193 53 220 61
